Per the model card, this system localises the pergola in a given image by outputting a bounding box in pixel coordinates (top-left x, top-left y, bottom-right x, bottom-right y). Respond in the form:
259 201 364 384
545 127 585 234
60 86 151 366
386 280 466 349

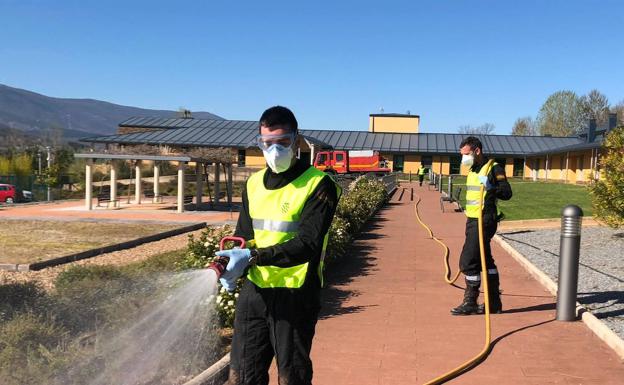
74 153 234 213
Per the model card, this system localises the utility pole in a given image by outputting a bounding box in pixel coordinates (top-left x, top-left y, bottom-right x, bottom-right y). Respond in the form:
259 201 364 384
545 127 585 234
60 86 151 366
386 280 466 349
37 151 42 174
46 146 52 201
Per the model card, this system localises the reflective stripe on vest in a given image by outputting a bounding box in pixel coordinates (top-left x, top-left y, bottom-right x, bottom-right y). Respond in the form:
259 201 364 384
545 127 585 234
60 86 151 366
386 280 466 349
464 162 497 218
246 166 340 288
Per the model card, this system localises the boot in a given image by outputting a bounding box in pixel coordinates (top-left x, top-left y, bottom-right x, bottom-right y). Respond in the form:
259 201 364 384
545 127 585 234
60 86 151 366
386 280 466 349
479 274 503 314
451 278 481 315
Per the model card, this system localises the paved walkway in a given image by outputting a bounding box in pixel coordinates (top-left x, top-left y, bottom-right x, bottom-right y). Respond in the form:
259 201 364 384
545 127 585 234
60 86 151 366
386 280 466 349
276 183 624 384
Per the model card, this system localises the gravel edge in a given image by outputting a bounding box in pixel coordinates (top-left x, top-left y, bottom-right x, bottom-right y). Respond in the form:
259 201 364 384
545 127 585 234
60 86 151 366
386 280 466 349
494 234 624 359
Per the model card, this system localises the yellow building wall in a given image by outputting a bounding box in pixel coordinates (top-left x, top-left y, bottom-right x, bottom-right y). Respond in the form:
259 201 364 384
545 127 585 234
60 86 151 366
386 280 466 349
537 157 546 179
567 155 577 182
368 116 420 133
549 156 562 180
432 156 450 175
403 155 422 173
504 160 514 178
524 159 533 179
575 151 593 183
245 149 266 167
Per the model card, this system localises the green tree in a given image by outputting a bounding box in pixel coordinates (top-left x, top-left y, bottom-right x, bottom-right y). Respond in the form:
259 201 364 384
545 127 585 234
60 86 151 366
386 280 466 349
589 126 624 228
0 156 10 175
511 116 537 136
580 89 610 126
10 153 32 176
613 99 624 124
537 90 585 136
36 147 74 187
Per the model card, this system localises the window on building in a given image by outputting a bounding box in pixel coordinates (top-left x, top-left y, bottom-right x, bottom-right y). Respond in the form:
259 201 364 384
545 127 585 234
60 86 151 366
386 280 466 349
513 158 524 177
449 155 461 175
237 149 246 167
393 155 404 172
421 155 432 167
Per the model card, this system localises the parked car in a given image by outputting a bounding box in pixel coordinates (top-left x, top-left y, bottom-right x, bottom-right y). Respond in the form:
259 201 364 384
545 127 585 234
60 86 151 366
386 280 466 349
0 183 16 203
0 184 33 203
20 189 33 202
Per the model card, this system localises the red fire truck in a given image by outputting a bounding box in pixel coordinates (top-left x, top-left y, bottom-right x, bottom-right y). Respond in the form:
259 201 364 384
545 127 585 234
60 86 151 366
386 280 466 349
313 150 391 175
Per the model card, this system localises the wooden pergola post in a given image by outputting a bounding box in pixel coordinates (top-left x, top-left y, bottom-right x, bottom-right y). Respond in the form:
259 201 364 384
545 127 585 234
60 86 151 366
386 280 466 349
227 163 233 206
195 162 203 206
214 162 221 204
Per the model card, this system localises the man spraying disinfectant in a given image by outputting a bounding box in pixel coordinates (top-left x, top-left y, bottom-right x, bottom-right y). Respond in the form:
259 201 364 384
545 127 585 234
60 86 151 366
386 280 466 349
213 106 340 385
451 136 512 316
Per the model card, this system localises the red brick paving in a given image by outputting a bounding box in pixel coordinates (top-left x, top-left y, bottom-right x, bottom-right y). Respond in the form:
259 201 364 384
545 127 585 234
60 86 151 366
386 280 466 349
271 182 624 384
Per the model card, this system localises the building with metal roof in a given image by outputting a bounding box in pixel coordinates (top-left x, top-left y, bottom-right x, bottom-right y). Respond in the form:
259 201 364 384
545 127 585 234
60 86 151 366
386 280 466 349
81 112 620 181
523 114 620 183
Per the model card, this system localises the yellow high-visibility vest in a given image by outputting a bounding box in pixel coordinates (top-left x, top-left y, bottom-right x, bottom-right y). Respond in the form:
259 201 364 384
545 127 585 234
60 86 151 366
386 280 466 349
246 166 340 288
464 162 497 218
418 167 426 176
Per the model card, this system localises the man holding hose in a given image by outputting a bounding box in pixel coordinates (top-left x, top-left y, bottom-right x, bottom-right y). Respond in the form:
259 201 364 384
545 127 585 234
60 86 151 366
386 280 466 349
451 136 512 316
216 106 340 385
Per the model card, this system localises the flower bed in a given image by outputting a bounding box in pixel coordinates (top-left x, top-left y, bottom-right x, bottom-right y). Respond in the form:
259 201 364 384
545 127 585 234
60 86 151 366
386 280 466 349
179 176 389 326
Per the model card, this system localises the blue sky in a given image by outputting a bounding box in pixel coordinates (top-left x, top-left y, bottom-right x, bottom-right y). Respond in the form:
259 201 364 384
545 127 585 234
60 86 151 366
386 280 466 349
1 0 622 134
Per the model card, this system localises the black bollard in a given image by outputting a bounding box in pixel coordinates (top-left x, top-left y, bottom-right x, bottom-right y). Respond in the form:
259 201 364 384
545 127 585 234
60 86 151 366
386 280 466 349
556 205 583 321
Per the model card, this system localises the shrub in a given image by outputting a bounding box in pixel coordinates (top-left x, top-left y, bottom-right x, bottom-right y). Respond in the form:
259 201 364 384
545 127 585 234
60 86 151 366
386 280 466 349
0 282 46 323
55 265 124 290
178 225 240 327
589 126 624 228
0 313 71 385
326 176 388 260
178 225 234 270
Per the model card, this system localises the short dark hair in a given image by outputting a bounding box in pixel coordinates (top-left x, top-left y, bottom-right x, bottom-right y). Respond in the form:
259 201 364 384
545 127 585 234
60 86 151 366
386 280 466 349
259 106 298 134
459 136 483 151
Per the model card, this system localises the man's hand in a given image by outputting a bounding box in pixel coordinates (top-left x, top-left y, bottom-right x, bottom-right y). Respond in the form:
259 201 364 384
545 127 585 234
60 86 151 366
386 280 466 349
216 248 252 292
477 175 494 191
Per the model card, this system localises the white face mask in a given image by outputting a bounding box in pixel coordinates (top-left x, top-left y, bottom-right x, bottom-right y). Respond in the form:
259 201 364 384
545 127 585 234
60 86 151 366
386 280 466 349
461 153 474 167
263 144 294 173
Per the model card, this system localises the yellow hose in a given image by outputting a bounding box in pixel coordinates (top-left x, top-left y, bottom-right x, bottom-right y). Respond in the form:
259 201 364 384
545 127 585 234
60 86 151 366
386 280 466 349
415 160 494 385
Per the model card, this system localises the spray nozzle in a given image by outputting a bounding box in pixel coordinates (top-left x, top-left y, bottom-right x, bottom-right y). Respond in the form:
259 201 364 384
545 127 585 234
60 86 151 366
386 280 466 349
205 236 247 279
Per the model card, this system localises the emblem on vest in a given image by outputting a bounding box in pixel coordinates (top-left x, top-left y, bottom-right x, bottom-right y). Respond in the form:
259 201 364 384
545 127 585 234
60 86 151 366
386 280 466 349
281 202 290 214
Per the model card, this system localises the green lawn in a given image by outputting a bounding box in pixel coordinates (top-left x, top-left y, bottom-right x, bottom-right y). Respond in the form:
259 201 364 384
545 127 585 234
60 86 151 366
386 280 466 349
435 177 593 220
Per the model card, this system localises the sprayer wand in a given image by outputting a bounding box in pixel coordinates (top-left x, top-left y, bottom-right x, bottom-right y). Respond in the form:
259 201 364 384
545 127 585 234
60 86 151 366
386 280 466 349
206 236 247 279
